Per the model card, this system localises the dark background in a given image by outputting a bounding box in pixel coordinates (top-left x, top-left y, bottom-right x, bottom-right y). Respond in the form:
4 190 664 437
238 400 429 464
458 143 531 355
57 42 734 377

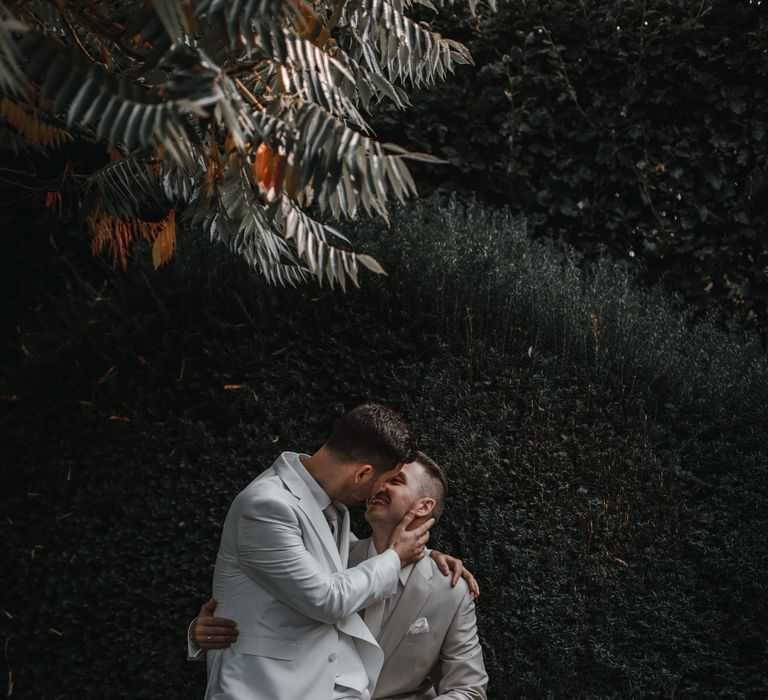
2 0 768 697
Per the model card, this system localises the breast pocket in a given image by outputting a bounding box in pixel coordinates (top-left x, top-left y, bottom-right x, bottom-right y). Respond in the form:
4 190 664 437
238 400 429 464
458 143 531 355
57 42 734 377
234 634 297 660
391 632 437 681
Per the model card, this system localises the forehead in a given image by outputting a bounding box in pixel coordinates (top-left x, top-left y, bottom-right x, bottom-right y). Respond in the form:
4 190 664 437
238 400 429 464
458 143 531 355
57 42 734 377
398 460 427 482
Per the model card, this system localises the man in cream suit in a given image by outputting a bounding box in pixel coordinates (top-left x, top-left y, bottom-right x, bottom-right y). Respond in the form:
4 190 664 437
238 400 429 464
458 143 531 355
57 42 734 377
194 450 487 700
202 404 434 700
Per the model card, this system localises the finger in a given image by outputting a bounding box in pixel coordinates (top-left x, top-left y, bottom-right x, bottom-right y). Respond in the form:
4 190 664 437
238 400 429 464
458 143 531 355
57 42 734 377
200 597 218 616
194 631 238 645
437 558 449 575
206 617 237 628
460 569 480 597
410 518 436 536
456 570 479 597
197 625 239 637
396 510 417 532
451 565 462 587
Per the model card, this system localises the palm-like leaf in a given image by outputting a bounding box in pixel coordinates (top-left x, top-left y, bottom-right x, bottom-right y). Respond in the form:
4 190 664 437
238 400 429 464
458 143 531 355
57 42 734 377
0 0 490 286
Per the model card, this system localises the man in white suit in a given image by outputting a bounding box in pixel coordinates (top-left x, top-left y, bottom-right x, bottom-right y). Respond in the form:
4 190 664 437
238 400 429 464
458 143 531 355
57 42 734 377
200 403 433 700
193 450 488 700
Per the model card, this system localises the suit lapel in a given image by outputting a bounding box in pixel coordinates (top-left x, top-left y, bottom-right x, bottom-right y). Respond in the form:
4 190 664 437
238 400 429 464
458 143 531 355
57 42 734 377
348 538 370 567
378 555 434 658
273 455 343 570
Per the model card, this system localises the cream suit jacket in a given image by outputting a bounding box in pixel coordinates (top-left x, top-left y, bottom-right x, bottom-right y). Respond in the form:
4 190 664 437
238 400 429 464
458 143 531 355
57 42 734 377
205 452 400 700
349 539 488 700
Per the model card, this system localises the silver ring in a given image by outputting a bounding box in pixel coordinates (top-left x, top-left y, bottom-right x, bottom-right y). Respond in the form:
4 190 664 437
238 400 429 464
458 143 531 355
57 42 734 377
207 635 211 641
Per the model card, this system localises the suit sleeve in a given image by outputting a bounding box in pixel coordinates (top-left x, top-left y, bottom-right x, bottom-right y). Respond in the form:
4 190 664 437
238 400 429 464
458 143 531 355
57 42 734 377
236 495 399 624
186 619 204 662
431 589 489 700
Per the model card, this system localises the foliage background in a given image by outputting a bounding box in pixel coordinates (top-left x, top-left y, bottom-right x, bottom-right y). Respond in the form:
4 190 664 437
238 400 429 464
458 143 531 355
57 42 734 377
372 0 768 327
2 198 767 698
2 0 768 697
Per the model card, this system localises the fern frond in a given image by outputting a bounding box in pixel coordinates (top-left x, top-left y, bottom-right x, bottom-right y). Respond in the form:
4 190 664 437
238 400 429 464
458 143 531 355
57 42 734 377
0 96 74 148
87 199 175 270
85 153 164 217
345 52 410 110
151 209 177 268
152 0 198 42
2 0 479 290
0 10 28 96
17 32 234 164
279 33 364 123
265 100 437 217
281 198 369 290
341 0 472 87
199 0 295 61
215 166 307 286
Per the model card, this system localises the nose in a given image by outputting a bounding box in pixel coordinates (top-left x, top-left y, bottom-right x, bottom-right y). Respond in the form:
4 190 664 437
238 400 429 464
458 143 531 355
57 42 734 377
369 483 389 502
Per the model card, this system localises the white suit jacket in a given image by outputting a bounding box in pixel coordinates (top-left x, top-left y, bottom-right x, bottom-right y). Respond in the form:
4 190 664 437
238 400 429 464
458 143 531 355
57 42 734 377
205 452 400 700
349 539 487 700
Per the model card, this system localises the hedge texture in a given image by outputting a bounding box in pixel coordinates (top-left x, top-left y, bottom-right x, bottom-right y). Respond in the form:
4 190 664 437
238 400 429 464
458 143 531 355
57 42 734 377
372 0 768 326
1 198 767 698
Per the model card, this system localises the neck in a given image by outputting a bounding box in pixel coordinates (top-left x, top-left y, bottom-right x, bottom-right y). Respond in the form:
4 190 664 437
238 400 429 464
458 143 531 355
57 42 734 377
370 514 430 555
300 446 347 501
371 527 392 554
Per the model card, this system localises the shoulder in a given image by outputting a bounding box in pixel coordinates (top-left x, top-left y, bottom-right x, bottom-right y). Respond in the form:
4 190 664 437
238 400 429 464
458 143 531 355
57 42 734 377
423 557 472 605
233 472 298 517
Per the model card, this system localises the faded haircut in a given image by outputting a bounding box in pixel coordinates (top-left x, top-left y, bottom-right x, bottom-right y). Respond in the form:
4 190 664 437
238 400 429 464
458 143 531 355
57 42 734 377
413 450 448 522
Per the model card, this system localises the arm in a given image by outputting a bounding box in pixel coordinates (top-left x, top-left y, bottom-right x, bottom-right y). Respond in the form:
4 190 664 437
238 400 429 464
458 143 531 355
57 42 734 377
430 590 488 700
237 497 428 624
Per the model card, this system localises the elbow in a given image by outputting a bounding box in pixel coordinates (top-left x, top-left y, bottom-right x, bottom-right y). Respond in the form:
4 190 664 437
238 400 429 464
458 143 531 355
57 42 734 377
312 608 341 625
311 596 347 625
292 584 348 625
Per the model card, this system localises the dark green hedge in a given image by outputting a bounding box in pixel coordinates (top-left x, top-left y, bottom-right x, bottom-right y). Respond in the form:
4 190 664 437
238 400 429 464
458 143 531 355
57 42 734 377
372 0 768 326
1 198 766 698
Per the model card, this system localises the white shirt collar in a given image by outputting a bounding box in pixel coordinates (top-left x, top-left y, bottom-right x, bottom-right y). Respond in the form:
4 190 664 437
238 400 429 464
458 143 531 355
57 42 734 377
284 451 331 510
367 538 414 586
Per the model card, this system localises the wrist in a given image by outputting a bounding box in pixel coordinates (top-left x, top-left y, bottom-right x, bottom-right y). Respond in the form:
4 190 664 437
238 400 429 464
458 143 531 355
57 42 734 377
385 546 405 567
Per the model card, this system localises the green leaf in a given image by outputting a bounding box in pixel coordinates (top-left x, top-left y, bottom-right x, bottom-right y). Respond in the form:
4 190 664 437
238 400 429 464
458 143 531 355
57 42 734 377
357 253 387 276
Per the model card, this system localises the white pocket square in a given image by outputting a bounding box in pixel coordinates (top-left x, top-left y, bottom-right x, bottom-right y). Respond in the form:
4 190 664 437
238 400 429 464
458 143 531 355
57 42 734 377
406 617 429 635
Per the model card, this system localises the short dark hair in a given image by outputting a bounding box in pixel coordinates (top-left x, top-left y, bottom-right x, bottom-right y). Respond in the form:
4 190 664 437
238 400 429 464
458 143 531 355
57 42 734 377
413 450 448 522
325 403 416 472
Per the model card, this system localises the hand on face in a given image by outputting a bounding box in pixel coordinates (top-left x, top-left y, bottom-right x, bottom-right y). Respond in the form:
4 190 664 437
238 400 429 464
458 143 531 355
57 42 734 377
386 509 434 567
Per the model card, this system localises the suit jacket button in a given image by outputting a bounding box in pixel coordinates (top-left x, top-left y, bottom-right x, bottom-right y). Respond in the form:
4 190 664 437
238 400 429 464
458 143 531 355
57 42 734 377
328 652 337 662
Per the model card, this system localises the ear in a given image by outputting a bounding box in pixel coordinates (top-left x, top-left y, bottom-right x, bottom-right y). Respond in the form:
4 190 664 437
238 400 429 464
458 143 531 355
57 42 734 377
352 463 374 483
414 497 436 517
